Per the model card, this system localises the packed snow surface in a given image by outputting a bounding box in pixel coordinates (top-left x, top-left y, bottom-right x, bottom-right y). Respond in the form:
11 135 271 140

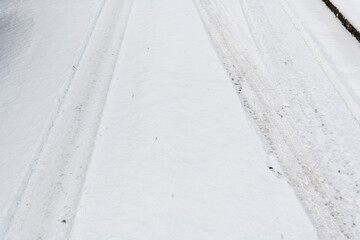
70 0 317 239
0 0 103 234
195 0 360 238
1 0 360 239
286 0 360 106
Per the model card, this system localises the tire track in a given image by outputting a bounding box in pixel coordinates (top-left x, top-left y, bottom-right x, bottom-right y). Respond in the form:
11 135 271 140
194 0 360 238
0 0 107 236
5 0 133 239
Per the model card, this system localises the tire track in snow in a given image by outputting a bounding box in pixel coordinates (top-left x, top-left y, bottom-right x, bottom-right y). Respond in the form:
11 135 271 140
194 0 360 239
0 0 107 237
279 0 360 126
5 0 133 239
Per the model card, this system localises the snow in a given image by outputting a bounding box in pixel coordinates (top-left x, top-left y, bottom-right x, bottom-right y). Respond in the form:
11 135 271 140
70 0 317 239
195 0 360 238
285 0 360 107
1 0 360 239
4 0 132 239
0 0 103 235
330 0 360 31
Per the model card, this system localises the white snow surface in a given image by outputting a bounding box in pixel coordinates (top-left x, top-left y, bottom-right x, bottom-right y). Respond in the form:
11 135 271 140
195 0 360 238
70 0 317 239
330 0 360 31
1 0 360 239
0 0 103 234
4 0 133 239
286 0 360 107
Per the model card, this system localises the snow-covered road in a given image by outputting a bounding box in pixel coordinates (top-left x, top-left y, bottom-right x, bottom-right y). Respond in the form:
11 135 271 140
70 0 316 239
4 0 133 238
0 0 104 235
195 0 360 238
2 0 360 239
